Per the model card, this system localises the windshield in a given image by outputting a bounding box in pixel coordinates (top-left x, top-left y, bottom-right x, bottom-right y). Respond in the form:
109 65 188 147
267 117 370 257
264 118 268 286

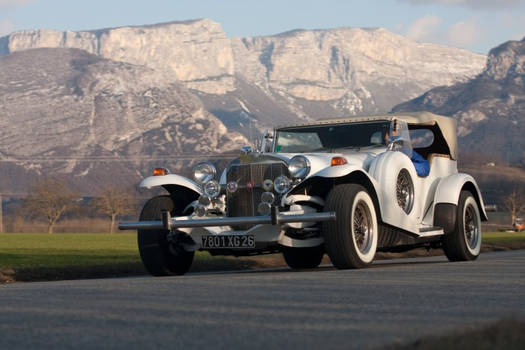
274 121 391 153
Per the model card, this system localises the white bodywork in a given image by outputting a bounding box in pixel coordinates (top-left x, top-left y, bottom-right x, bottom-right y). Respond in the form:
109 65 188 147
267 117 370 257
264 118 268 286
140 174 202 195
137 112 486 251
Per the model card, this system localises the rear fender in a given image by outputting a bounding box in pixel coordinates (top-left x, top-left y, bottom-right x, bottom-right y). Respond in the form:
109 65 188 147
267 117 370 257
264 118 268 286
434 174 488 221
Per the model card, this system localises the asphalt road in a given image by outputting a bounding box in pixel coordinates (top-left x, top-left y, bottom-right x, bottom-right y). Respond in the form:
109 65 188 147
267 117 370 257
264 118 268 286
1 250 524 349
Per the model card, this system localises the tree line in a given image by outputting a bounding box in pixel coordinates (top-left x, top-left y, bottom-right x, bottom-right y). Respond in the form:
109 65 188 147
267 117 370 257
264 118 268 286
20 179 137 234
1 178 525 233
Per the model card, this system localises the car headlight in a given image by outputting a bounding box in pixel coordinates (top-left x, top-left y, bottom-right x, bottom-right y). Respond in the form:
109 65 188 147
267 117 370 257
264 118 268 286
288 156 310 179
274 175 292 194
204 180 221 198
193 162 216 184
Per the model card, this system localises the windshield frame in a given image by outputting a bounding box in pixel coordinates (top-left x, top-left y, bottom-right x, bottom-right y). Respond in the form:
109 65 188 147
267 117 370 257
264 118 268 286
273 120 392 153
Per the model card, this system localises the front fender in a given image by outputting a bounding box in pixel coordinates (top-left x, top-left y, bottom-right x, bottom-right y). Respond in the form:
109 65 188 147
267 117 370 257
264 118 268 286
140 174 203 196
310 164 365 178
288 165 382 220
434 173 487 220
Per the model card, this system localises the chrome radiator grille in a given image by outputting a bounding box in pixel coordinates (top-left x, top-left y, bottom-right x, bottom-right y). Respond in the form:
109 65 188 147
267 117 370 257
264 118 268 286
226 162 289 218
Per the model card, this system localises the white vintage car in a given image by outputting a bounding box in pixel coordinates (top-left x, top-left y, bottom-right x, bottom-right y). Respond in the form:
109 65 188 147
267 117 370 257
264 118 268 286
120 111 487 276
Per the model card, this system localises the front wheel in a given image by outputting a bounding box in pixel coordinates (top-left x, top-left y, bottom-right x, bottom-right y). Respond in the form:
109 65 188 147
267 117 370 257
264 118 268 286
442 191 482 261
322 184 378 269
282 245 324 269
138 195 194 276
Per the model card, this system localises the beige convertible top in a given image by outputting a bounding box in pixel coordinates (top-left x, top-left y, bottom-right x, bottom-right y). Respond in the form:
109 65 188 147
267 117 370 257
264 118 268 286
276 111 458 159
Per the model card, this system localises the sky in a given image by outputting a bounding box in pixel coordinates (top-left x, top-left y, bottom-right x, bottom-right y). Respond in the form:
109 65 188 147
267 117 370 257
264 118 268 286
0 0 524 54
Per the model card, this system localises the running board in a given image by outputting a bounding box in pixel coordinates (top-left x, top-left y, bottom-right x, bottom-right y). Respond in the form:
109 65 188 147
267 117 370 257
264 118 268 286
417 226 444 237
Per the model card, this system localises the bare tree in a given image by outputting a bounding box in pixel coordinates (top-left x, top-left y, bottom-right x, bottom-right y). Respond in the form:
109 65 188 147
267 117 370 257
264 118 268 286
503 188 525 226
93 187 136 234
24 179 78 233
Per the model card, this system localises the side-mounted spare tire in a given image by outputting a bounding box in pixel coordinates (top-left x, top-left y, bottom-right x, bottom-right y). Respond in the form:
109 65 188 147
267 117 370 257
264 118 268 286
322 184 378 269
442 190 482 261
138 195 194 276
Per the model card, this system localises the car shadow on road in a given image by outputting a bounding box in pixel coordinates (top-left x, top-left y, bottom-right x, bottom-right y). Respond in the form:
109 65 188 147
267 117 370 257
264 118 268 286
188 256 448 277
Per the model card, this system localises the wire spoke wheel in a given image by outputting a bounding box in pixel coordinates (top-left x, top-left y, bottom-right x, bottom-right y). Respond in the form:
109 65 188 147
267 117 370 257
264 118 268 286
323 184 378 269
353 200 372 254
464 203 480 250
396 169 414 214
443 191 482 261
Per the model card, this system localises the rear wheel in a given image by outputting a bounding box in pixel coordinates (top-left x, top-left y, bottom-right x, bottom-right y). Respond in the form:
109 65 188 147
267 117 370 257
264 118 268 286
322 184 378 269
282 245 324 269
138 195 194 276
443 191 482 261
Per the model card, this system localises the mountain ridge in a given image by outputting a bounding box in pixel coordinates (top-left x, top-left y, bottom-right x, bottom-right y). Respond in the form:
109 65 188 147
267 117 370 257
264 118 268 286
0 19 486 125
0 19 490 193
393 37 525 165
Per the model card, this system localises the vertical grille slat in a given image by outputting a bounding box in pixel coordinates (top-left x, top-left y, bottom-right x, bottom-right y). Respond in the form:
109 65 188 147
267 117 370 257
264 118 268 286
226 162 289 219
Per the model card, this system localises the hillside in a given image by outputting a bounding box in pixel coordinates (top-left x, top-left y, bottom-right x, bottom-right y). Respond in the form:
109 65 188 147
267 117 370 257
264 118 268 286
394 37 525 165
0 48 246 193
1 19 486 134
0 19 488 193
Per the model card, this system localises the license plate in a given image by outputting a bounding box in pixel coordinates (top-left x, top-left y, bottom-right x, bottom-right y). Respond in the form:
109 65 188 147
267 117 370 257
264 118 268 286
201 235 255 249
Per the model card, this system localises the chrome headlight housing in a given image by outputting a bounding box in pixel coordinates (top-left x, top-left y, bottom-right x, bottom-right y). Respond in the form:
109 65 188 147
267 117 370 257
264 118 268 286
288 155 310 179
204 180 221 198
274 175 292 194
193 162 216 184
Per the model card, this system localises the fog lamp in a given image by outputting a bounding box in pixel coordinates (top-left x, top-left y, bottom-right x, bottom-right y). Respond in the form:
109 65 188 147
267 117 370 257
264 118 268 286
274 175 291 194
198 195 211 206
195 205 207 217
258 202 272 216
204 180 221 198
226 181 238 193
261 191 275 204
262 179 274 192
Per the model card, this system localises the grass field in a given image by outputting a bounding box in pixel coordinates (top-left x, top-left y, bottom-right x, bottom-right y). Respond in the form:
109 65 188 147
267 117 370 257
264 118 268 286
0 233 281 282
483 232 525 245
1 232 524 283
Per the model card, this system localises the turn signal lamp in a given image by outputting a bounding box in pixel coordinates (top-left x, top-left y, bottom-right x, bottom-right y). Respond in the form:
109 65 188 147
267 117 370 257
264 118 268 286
331 157 347 166
153 167 169 176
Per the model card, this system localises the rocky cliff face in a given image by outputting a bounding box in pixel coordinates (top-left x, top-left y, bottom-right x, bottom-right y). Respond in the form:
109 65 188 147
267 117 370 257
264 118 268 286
2 19 235 94
0 48 246 193
0 19 489 192
0 20 486 129
393 37 525 164
232 28 485 112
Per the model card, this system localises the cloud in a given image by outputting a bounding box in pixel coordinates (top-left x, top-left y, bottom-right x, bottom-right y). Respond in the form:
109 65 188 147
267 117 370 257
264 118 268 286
445 18 481 47
0 19 14 37
0 0 34 9
398 0 523 10
406 14 443 41
405 15 484 50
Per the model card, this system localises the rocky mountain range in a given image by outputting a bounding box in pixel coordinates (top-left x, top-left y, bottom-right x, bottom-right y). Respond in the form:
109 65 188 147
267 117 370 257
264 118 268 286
0 48 246 194
393 37 525 165
0 19 488 193
1 19 486 131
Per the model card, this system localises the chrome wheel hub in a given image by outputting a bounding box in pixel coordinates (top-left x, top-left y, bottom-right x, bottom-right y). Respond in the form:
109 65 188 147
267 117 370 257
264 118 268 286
396 169 414 214
353 200 373 254
464 203 479 249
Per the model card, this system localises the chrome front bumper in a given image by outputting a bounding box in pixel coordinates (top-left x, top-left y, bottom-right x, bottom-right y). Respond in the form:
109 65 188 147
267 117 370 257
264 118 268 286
118 207 336 231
